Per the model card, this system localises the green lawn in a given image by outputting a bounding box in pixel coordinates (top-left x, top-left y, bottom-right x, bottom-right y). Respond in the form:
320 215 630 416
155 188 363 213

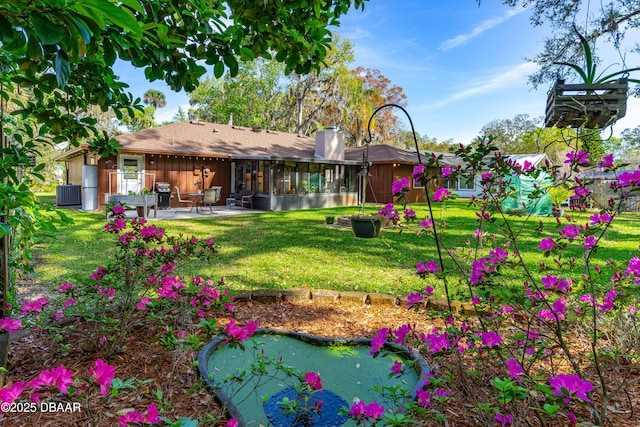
31 196 640 299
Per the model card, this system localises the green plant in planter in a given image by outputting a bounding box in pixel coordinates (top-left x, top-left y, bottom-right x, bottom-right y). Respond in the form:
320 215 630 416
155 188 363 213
555 27 640 85
545 185 574 214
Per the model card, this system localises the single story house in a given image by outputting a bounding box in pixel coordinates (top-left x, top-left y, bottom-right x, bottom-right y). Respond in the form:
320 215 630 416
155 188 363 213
344 145 445 204
54 120 362 211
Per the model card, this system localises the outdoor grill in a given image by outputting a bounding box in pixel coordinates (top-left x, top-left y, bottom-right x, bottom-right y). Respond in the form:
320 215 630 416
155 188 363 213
156 182 171 209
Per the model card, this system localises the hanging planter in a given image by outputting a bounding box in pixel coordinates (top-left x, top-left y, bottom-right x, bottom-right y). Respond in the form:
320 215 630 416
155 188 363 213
545 28 640 129
350 216 381 238
545 78 628 128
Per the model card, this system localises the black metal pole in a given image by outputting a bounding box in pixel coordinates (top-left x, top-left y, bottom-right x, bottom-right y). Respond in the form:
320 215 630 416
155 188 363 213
364 104 452 312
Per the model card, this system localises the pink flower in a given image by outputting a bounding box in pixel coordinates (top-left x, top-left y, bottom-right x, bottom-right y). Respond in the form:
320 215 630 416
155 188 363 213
424 332 451 353
19 297 49 314
432 187 451 202
616 170 640 187
225 319 258 343
226 419 239 427
505 358 524 380
549 373 593 403
440 165 452 178
416 260 440 276
391 361 403 375
589 212 612 224
118 411 144 426
305 372 323 391
412 164 425 181
598 153 614 168
406 292 423 307
30 366 74 395
136 296 152 310
538 238 555 251
110 205 126 215
419 217 434 229
583 236 597 249
495 412 514 425
480 331 502 347
58 283 74 292
0 381 27 404
559 224 580 240
144 403 161 423
364 402 384 419
89 359 116 396
392 177 410 195
416 389 431 407
424 285 434 296
370 328 389 355
157 276 185 299
0 317 22 334
564 150 590 166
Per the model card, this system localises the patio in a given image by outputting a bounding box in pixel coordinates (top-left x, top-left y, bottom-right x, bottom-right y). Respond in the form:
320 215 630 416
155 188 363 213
123 205 266 221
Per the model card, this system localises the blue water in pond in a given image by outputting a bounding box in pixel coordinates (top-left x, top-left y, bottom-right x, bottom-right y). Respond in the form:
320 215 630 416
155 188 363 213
206 334 421 426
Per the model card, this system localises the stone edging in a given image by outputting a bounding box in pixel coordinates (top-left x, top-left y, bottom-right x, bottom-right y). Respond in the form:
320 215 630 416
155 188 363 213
233 288 476 315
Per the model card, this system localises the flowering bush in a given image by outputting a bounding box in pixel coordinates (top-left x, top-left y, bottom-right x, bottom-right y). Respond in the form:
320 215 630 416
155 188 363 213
367 138 640 425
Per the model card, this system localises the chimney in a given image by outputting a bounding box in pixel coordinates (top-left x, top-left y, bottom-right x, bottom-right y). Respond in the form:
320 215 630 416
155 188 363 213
314 127 344 161
228 114 233 127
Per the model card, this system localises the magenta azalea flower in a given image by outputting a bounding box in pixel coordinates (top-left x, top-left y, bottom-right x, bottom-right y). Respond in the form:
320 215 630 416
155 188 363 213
432 187 451 202
0 381 27 404
305 372 323 391
370 328 389 355
440 165 453 178
30 366 74 395
89 359 116 396
505 358 524 380
564 150 590 166
480 331 502 347
549 373 593 403
391 177 410 195
583 236 597 249
598 153 614 168
538 238 555 251
495 412 514 425
406 292 424 307
416 260 440 275
225 319 258 343
226 419 239 427
0 317 22 334
391 360 404 375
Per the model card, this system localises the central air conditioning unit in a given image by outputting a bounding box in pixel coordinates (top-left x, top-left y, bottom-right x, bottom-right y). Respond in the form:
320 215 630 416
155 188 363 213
56 185 82 206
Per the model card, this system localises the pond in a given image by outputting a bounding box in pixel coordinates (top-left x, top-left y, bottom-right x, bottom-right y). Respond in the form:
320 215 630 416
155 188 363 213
198 329 429 427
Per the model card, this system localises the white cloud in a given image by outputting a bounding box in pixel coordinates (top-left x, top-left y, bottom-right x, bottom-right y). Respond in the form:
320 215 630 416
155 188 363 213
416 61 538 111
439 8 526 51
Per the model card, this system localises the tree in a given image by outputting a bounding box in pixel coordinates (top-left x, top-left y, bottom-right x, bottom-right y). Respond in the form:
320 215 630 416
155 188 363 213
502 0 640 92
480 114 582 163
120 107 157 132
283 34 356 135
143 89 166 109
0 0 369 384
607 127 640 165
347 67 407 146
188 59 287 129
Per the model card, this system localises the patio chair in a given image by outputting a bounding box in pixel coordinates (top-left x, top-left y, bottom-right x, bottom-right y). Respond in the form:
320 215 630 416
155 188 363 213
174 186 194 211
200 188 218 213
232 189 254 209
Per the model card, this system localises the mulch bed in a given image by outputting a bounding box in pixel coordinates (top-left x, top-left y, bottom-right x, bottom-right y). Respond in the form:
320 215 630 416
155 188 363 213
2 297 640 426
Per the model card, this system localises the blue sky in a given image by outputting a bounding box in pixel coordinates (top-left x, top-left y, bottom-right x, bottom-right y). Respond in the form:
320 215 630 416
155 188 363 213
114 1 640 144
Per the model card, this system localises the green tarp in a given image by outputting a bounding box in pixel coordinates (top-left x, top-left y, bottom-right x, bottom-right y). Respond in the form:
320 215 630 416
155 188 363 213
501 171 553 216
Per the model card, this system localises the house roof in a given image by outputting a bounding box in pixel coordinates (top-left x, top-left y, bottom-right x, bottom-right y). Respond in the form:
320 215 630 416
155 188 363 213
345 144 453 166
56 120 361 164
114 120 320 160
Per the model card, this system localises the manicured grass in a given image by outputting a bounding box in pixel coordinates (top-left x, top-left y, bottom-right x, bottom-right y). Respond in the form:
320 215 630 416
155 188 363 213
32 196 640 299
